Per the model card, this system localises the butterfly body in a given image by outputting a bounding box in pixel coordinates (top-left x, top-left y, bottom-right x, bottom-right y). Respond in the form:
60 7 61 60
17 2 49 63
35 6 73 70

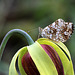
39 19 74 42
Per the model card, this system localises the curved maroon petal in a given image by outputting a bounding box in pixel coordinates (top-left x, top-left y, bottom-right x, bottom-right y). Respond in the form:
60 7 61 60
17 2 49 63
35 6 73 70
22 52 40 75
41 44 64 75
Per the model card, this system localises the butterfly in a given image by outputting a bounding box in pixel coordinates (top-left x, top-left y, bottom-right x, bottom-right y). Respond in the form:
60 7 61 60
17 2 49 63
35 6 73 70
39 19 74 42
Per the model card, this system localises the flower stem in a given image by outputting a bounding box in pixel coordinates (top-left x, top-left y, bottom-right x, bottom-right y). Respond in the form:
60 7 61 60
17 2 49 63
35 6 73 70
0 29 34 60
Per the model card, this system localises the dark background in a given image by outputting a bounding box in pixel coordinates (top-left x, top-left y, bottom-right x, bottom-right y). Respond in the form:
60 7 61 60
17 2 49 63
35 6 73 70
0 0 75 75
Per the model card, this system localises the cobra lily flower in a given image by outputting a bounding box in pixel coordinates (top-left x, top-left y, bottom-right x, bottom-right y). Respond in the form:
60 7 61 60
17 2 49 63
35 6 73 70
0 29 74 75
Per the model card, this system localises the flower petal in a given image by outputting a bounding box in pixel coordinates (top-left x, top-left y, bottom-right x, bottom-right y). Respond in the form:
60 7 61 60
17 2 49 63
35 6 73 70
22 52 40 75
37 38 74 75
27 41 58 75
41 44 64 75
18 47 28 75
9 47 27 75
49 39 71 60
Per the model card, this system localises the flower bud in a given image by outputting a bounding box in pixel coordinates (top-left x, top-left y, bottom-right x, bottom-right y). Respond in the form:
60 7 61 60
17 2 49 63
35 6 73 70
22 44 64 75
9 38 74 75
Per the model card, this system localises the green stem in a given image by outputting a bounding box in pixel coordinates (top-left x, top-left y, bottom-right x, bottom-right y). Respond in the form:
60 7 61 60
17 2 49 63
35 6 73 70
0 29 34 60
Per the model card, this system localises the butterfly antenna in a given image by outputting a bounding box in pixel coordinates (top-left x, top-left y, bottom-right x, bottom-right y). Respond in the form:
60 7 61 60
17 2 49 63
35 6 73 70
27 27 38 33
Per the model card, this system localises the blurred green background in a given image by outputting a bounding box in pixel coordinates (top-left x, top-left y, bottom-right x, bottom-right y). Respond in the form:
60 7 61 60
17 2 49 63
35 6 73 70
0 0 75 75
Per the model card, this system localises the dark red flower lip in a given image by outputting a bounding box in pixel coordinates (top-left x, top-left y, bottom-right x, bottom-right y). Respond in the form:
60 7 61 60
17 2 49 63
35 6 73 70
22 52 40 75
41 44 64 75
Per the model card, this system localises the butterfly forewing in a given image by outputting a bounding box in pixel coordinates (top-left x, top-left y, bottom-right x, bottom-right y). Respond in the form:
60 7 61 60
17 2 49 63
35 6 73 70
39 19 74 42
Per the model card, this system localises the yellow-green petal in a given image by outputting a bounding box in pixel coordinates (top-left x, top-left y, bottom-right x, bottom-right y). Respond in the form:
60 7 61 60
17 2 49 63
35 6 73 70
9 47 27 75
27 41 58 75
50 39 71 59
18 47 27 75
37 38 74 75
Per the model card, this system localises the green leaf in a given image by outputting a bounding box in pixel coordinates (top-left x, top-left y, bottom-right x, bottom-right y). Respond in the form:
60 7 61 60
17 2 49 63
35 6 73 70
37 38 74 75
27 41 58 75
9 47 27 75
